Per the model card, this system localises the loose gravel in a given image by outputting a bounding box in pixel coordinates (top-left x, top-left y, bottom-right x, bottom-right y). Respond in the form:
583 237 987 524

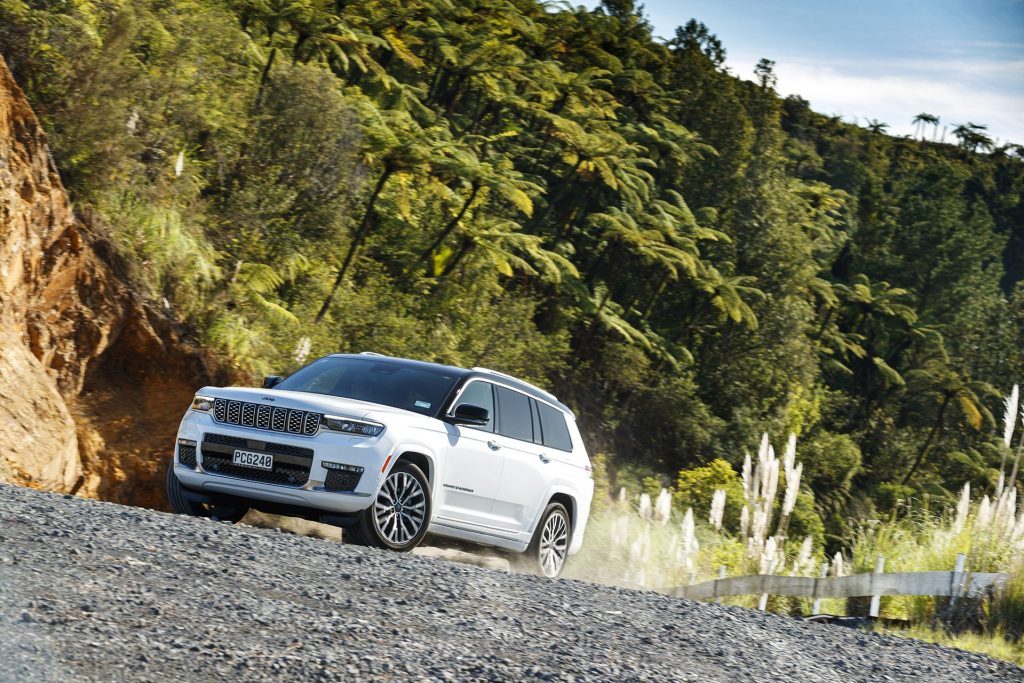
1 483 1021 682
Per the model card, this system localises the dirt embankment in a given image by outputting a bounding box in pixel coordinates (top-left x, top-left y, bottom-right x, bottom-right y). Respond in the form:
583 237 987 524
0 54 218 509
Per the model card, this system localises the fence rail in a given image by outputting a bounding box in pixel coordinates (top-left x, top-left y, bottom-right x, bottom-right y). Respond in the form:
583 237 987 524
670 553 1007 617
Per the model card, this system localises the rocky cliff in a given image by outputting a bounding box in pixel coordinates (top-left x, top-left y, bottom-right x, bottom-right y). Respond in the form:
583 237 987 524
0 55 215 509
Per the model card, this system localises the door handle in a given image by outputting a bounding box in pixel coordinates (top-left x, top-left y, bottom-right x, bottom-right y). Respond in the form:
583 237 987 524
538 453 551 464
487 440 501 451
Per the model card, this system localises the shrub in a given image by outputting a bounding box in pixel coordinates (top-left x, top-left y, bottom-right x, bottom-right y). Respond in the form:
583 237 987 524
673 458 745 531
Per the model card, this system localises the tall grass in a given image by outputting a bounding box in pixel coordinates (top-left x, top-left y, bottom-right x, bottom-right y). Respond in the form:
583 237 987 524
565 432 816 591
566 385 1024 662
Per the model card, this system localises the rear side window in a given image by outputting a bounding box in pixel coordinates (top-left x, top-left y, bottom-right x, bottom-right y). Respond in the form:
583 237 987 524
455 381 494 432
495 386 533 442
537 402 573 452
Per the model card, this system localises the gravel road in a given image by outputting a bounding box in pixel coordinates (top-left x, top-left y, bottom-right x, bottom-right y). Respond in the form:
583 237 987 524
1 483 1020 682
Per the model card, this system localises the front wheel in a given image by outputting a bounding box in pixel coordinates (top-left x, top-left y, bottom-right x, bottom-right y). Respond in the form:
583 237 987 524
348 462 431 551
166 461 248 523
523 503 570 578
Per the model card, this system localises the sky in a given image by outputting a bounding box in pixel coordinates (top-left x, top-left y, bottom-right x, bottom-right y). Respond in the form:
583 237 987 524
597 0 1024 145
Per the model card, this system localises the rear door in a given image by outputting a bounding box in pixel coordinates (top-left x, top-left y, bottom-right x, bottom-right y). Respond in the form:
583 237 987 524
489 387 550 533
434 380 506 528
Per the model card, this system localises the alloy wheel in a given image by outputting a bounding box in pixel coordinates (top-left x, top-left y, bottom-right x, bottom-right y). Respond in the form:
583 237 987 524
373 469 427 545
539 509 569 577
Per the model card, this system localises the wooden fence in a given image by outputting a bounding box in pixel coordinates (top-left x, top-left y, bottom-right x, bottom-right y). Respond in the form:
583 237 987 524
670 553 1007 617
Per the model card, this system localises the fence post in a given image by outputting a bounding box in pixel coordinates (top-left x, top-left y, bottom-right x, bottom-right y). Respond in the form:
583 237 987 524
714 565 726 604
869 556 885 618
812 562 828 616
758 571 769 611
950 553 966 612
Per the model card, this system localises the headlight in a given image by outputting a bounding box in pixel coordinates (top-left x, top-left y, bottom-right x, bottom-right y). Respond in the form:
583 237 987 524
191 395 215 412
323 415 384 437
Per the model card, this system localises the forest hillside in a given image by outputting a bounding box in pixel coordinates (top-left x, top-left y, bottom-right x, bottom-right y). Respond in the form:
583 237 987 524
1 0 1022 545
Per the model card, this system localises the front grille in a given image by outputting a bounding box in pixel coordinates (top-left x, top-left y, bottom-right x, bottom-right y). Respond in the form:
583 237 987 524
325 469 362 492
203 433 314 459
200 452 311 487
200 433 313 487
213 399 320 436
178 444 197 468
204 433 248 448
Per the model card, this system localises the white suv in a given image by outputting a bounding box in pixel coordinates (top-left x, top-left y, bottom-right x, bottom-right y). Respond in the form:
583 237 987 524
167 353 594 577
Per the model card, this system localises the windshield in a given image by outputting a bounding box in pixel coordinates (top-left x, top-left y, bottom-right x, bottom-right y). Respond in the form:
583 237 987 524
275 357 459 416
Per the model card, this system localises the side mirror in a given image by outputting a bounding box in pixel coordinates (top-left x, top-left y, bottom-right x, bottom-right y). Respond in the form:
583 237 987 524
450 403 489 426
262 375 283 389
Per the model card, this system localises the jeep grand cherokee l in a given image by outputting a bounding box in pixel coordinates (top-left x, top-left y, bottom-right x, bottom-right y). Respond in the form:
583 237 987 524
167 353 593 577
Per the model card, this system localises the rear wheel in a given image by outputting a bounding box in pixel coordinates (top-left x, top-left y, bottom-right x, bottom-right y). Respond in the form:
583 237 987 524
523 503 570 578
166 461 248 523
348 462 430 551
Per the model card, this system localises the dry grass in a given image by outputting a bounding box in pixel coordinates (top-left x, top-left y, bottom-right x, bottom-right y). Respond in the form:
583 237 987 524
874 623 1024 667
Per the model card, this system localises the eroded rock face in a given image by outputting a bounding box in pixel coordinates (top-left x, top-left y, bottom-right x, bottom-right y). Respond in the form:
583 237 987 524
0 328 80 490
0 54 215 508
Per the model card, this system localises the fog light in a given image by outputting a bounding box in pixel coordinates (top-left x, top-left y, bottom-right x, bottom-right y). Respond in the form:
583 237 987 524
177 438 197 447
323 461 364 474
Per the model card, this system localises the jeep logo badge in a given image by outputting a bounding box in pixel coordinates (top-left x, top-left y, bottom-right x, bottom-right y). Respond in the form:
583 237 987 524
261 396 275 402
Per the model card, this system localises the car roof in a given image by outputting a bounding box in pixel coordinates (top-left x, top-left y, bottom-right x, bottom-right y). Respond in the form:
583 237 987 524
328 353 573 416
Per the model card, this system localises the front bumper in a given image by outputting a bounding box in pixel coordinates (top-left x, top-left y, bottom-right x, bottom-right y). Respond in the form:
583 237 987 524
174 410 391 515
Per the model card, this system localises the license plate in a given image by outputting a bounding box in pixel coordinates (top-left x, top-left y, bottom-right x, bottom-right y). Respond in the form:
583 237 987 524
232 449 273 471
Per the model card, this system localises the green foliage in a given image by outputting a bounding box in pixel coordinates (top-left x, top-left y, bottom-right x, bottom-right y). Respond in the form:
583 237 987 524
673 459 745 529
588 452 612 514
2 0 1022 536
990 562 1024 642
787 489 825 550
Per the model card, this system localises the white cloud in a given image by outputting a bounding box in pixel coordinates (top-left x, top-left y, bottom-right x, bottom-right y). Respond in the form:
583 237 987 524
727 51 1024 144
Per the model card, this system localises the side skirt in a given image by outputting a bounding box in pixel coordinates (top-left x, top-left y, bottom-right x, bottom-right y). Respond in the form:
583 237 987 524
428 520 530 553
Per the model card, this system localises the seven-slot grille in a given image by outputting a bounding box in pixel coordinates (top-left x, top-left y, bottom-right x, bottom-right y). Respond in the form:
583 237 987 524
200 433 313 487
213 398 320 436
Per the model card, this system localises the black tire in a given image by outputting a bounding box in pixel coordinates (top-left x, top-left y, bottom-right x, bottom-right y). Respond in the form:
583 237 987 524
521 502 571 578
348 462 431 551
166 461 248 523
344 514 381 548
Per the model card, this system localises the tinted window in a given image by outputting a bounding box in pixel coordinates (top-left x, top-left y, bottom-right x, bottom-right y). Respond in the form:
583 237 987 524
275 357 459 416
455 381 494 432
537 402 572 452
496 386 533 442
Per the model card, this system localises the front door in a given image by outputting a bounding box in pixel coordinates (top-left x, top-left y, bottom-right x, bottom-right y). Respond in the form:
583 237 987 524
434 380 506 529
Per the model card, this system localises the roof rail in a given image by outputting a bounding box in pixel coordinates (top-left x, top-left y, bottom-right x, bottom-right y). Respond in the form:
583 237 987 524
471 367 558 402
359 351 388 357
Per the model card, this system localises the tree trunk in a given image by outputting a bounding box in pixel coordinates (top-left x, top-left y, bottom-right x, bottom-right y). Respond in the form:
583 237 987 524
314 168 393 323
255 46 278 110
439 237 474 278
552 182 595 241
417 183 480 270
640 272 671 321
902 394 950 485
572 286 615 363
291 34 308 64
532 159 583 233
